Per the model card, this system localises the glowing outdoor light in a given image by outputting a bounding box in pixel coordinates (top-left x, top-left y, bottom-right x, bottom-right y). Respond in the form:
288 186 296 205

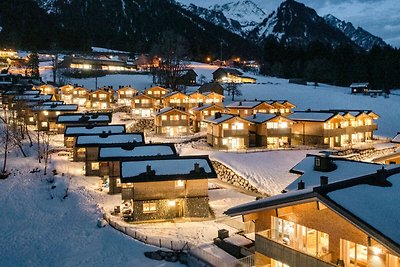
372 246 381 255
167 200 176 207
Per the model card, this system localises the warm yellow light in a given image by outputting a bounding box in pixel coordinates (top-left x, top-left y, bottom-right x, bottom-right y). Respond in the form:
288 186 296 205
206 57 211 62
372 246 381 255
167 200 176 207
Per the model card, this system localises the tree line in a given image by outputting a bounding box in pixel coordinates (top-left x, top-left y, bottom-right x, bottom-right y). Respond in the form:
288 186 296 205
260 37 400 91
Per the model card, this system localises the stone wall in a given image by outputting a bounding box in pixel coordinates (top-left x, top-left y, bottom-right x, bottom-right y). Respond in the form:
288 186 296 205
338 146 396 161
128 118 154 133
211 160 263 195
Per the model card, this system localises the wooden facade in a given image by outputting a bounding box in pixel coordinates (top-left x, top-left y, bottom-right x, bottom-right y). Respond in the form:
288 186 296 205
70 87 90 107
190 104 226 133
119 156 217 222
205 113 252 150
88 88 114 109
143 86 169 107
154 107 191 137
116 86 139 106
131 94 157 118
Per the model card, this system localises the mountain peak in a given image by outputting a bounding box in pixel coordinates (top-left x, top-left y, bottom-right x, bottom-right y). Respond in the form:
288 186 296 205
324 14 387 50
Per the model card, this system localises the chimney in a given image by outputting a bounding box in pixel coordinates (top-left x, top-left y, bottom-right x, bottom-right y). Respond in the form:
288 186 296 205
194 162 200 173
253 114 256 119
377 166 387 181
239 101 242 106
215 112 222 119
146 165 152 175
320 176 328 186
298 180 305 190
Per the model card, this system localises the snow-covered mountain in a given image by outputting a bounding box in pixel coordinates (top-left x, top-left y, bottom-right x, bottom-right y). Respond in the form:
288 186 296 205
324 14 387 51
248 0 352 47
183 0 266 36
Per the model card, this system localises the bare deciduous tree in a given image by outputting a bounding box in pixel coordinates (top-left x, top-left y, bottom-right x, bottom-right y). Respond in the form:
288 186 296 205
224 82 242 101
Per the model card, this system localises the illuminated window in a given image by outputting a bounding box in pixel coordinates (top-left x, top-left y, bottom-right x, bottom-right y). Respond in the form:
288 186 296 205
41 121 48 127
267 122 278 129
171 115 179 120
161 115 167 121
147 91 152 94
232 123 244 130
134 99 140 103
175 180 185 188
143 202 157 213
29 117 34 122
91 162 99 170
203 111 209 116
55 111 60 116
181 115 187 120
43 111 49 116
222 123 229 129
222 139 227 145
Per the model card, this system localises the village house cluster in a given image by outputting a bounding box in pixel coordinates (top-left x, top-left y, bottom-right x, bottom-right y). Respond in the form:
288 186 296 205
0 70 379 152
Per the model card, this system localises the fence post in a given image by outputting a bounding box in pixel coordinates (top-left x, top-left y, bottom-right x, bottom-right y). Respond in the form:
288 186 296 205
159 239 161 248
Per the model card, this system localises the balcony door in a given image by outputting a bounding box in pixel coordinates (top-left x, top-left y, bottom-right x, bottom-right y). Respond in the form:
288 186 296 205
340 239 368 267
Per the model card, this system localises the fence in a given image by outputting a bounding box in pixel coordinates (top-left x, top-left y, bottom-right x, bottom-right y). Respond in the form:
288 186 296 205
103 212 255 267
103 213 195 251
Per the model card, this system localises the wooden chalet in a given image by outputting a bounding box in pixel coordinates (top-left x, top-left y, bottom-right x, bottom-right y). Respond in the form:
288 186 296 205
88 88 114 110
56 112 112 134
32 103 78 132
70 87 90 107
212 68 256 84
190 104 226 132
226 155 400 267
204 113 252 150
97 143 178 194
245 113 294 148
119 156 217 222
116 86 139 106
143 86 169 107
73 132 144 163
154 107 191 137
131 93 157 118
162 91 189 111
64 124 126 148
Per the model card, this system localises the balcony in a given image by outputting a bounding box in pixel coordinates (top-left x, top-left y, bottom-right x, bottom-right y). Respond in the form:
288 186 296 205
266 128 291 136
256 230 336 267
222 129 248 137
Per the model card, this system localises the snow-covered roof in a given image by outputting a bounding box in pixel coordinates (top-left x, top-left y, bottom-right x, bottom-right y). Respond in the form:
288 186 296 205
155 107 189 116
32 104 78 111
286 155 397 191
226 101 262 109
244 113 277 123
75 133 144 147
120 156 216 182
350 83 369 88
91 46 130 54
392 133 400 143
99 144 176 160
327 171 400 246
203 113 235 124
65 125 125 136
190 104 219 112
14 94 52 101
287 112 336 122
57 113 111 123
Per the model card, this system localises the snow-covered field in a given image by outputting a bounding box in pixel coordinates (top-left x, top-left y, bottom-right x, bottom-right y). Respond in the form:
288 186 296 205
0 146 180 267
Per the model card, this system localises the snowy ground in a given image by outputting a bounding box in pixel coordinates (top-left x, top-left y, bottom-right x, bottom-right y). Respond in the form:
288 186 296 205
0 146 181 267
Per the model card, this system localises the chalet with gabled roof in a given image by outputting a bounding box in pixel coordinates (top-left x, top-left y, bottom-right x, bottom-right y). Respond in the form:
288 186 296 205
143 86 169 107
70 87 90 107
350 82 369 94
288 110 378 148
131 93 157 118
245 113 294 148
116 86 139 106
212 68 256 84
154 107 191 137
88 88 114 109
64 124 126 148
190 103 225 132
97 143 178 194
162 91 189 111
203 91 224 106
56 112 112 134
225 155 400 267
204 113 252 150
119 155 217 221
32 103 78 132
73 132 144 162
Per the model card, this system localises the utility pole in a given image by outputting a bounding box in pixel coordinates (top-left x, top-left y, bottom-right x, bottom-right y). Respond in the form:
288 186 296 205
53 53 58 84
